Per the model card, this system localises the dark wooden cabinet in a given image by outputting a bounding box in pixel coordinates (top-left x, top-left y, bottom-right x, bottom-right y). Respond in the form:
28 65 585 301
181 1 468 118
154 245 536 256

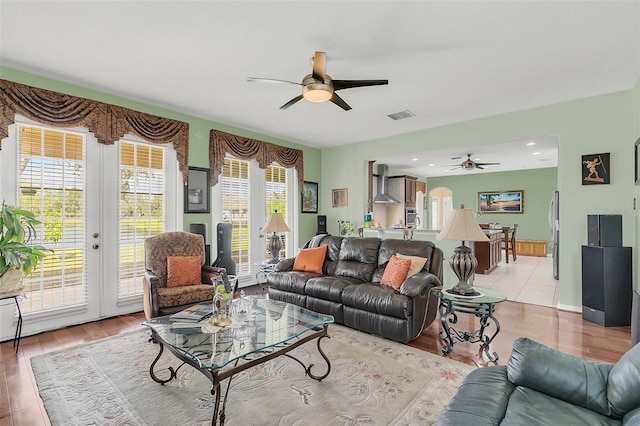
474 231 502 274
581 245 632 327
404 177 417 207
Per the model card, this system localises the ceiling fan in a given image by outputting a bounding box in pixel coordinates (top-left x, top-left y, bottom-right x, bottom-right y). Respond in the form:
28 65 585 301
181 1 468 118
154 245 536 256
247 51 388 111
445 154 501 170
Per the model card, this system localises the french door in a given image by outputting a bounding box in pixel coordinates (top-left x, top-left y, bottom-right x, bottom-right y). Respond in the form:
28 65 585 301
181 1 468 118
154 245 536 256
0 118 179 337
213 157 297 288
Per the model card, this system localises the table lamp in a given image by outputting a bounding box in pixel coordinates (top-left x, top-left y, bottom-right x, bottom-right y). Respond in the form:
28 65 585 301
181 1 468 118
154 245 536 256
436 207 489 296
261 211 290 263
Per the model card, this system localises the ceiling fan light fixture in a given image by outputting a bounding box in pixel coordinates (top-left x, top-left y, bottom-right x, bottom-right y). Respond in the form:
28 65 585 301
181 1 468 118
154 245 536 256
302 85 333 102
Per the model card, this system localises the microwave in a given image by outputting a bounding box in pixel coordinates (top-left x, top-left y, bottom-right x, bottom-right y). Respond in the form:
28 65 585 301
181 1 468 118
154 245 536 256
405 208 417 227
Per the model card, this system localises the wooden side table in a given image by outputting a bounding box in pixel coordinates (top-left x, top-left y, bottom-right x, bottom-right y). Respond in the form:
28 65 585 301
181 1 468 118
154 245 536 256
0 290 23 353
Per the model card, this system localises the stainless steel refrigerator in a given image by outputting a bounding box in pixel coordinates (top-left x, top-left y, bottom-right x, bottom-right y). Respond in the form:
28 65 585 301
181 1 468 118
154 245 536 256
549 190 559 279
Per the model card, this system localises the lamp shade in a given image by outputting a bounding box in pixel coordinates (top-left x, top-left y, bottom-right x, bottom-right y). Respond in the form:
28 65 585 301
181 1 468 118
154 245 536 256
436 208 489 242
261 212 291 233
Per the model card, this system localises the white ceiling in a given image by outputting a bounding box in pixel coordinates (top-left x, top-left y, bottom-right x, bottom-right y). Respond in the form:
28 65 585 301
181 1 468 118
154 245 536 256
1 1 639 177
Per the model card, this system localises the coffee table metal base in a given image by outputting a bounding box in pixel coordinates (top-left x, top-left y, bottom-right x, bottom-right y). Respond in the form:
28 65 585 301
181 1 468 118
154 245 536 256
147 324 331 425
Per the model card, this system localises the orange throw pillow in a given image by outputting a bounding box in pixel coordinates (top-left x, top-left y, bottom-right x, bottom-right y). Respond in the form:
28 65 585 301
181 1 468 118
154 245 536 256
380 255 412 290
166 256 202 287
292 245 327 274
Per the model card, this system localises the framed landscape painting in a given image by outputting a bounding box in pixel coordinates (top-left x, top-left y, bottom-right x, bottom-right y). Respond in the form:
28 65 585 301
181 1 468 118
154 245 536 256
302 181 318 213
478 190 524 213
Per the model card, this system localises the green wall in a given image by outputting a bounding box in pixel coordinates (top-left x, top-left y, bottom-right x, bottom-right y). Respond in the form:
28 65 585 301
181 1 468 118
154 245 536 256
3 65 639 310
427 168 558 245
0 66 322 247
321 88 637 310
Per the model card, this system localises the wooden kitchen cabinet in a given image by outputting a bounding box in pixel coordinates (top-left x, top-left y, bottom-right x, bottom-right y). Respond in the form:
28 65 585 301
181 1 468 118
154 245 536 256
404 177 417 207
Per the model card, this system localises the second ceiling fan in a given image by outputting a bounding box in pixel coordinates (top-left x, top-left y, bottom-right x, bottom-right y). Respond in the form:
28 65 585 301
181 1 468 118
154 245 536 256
446 154 501 170
248 51 388 111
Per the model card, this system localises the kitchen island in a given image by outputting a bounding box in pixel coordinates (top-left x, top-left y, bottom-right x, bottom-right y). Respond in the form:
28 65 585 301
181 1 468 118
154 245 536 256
362 228 503 282
474 229 503 274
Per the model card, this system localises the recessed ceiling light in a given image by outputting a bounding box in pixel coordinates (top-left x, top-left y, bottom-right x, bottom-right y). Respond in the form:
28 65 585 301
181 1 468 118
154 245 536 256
428 163 435 167
533 152 541 155
411 158 419 161
527 142 537 146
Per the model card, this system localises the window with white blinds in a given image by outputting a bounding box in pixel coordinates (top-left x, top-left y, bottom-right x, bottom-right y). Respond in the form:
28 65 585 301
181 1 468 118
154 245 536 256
118 141 166 297
221 158 251 276
266 164 288 259
17 124 87 313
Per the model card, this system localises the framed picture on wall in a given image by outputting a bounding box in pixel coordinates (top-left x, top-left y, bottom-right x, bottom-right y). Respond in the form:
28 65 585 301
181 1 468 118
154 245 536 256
332 188 348 208
184 167 210 213
302 181 318 213
582 152 610 185
478 190 524 213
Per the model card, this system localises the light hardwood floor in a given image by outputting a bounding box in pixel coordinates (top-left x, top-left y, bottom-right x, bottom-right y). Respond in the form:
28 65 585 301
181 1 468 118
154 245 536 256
0 278 632 426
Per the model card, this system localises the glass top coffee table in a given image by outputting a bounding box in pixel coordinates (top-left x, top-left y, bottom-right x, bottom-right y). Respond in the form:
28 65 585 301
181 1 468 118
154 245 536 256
144 296 334 425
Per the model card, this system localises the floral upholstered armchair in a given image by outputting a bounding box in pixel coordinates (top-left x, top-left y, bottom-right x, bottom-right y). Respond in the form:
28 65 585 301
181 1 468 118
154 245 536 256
143 231 224 319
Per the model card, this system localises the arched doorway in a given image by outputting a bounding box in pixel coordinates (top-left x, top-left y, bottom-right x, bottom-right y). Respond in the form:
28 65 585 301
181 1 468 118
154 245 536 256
428 186 453 230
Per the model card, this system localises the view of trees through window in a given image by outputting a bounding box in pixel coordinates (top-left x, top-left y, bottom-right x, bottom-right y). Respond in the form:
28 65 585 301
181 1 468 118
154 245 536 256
15 125 167 313
118 141 166 296
18 125 86 312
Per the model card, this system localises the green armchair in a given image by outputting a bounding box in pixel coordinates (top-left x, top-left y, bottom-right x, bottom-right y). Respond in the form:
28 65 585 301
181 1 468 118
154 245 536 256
438 337 640 425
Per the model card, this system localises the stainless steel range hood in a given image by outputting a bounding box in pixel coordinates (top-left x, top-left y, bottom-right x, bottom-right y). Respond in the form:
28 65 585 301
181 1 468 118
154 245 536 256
374 164 400 204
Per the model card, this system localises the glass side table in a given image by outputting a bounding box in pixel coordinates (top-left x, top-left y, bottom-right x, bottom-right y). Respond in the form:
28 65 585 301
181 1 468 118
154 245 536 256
0 290 23 353
431 286 506 361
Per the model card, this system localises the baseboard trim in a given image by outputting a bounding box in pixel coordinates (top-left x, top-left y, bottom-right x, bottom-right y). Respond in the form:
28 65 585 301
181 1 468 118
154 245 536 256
557 303 581 313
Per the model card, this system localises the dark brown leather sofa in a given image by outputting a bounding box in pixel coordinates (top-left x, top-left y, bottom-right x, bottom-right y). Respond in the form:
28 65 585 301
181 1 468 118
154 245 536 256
267 236 443 343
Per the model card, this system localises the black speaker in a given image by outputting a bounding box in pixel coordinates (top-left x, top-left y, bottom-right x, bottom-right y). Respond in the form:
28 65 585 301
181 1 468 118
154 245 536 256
317 215 327 235
212 222 236 275
189 223 210 265
587 214 622 247
581 245 632 327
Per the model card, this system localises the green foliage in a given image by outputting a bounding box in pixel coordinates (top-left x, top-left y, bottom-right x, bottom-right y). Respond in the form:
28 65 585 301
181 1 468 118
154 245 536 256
0 202 47 277
266 191 286 216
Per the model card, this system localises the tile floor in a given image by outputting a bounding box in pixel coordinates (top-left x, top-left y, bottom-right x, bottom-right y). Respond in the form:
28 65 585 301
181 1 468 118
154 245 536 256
473 253 559 308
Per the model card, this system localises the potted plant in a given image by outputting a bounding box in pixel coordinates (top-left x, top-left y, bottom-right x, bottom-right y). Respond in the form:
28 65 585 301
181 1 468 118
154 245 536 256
0 202 46 294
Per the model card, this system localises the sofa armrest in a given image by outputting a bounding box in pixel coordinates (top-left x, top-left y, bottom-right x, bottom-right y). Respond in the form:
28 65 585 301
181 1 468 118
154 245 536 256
143 271 160 319
437 365 513 425
274 258 295 272
399 272 440 298
507 337 613 417
623 407 640 425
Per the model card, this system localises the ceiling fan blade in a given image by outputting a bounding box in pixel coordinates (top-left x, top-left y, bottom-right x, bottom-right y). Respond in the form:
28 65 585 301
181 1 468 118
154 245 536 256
247 77 301 86
333 79 389 91
329 93 352 111
476 165 485 170
312 51 327 81
280 95 304 110
476 162 501 166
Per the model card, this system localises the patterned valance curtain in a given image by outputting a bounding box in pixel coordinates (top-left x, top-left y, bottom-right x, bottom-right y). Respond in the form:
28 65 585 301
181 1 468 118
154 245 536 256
0 80 190 182
209 129 304 189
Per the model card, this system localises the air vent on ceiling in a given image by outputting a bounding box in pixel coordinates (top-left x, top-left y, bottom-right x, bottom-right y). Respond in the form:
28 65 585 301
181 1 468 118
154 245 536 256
387 110 415 121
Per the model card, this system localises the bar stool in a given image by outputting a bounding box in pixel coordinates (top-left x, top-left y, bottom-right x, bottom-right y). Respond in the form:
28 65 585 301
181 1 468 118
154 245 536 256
507 224 518 261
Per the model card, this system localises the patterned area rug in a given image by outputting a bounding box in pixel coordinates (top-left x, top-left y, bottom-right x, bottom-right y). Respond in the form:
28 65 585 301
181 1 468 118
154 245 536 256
31 325 475 425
